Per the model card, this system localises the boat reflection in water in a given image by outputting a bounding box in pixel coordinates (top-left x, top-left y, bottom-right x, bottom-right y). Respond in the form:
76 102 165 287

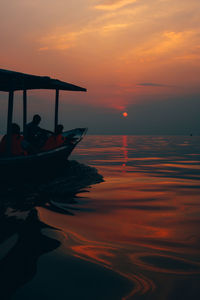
0 208 60 300
1 161 125 300
1 135 200 300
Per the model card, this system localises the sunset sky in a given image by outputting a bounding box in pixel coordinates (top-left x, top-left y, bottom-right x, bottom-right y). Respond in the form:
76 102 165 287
0 0 200 134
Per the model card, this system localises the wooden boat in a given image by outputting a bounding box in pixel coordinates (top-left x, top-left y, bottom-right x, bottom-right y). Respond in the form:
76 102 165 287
0 69 87 170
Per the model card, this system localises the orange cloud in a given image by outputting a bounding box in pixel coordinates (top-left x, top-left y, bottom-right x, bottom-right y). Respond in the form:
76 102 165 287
39 21 132 51
120 30 200 64
94 0 137 11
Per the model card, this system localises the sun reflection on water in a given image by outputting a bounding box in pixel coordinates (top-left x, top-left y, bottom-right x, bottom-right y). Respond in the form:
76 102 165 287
36 135 200 299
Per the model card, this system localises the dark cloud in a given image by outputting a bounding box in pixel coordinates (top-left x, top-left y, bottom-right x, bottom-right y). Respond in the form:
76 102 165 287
137 83 173 88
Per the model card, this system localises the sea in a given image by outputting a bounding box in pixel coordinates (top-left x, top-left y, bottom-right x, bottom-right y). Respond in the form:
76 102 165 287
0 135 200 300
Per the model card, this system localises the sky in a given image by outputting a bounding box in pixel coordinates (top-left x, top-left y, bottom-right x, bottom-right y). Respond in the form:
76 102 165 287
0 0 200 134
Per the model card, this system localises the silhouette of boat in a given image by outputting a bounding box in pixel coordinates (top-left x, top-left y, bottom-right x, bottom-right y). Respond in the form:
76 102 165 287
0 69 87 169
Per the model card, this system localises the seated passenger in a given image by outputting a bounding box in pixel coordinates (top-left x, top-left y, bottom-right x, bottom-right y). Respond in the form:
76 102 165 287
24 114 53 150
42 124 65 151
0 123 27 156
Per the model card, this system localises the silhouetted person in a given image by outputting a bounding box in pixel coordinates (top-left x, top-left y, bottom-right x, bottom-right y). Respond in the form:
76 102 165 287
24 114 52 151
42 124 65 151
55 124 64 135
0 123 27 156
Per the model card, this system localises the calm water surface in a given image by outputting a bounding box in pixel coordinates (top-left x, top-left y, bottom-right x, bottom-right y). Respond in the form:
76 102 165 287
1 135 200 299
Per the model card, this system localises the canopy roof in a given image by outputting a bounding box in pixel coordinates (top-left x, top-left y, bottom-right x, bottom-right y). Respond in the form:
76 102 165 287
0 69 87 92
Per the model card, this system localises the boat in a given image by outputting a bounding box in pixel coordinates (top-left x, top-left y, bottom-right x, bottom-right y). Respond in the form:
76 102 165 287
0 68 87 171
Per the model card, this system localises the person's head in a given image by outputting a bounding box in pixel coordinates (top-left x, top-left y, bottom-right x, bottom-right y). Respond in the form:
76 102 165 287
11 123 20 135
32 114 41 125
55 124 64 135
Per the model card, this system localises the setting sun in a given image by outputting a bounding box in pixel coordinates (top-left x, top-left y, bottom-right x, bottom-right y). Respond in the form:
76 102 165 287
123 112 128 117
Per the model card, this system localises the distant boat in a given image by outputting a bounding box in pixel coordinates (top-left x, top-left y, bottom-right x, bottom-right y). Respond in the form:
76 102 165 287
0 69 87 170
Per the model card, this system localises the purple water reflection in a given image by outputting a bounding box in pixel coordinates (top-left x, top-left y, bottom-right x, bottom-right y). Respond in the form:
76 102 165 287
37 135 200 299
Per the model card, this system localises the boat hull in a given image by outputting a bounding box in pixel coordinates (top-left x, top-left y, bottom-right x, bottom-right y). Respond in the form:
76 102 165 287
0 128 87 179
0 144 75 176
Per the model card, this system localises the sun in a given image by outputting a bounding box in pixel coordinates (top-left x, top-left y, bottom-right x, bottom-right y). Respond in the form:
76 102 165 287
122 112 128 117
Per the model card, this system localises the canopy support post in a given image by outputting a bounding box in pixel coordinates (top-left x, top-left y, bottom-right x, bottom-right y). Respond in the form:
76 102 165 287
6 91 14 155
54 89 59 132
23 90 27 134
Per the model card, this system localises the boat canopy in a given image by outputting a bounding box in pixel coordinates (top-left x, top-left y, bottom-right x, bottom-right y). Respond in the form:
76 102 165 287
0 68 87 156
0 69 87 92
